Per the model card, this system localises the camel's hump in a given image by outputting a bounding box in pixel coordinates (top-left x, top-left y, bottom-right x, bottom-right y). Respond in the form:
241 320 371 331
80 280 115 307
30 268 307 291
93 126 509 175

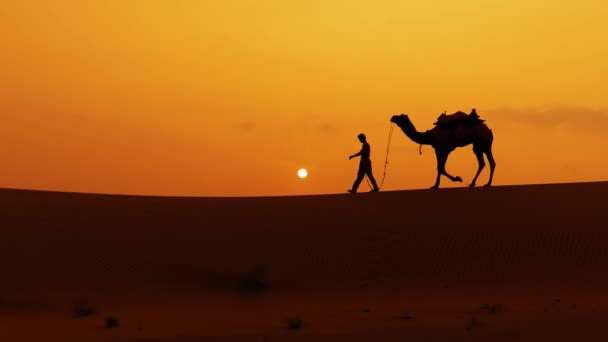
434 111 485 127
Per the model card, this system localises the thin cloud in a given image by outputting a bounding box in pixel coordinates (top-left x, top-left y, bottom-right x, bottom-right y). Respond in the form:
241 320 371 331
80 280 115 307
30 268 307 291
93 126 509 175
317 122 341 135
277 116 343 135
488 106 608 134
232 121 256 131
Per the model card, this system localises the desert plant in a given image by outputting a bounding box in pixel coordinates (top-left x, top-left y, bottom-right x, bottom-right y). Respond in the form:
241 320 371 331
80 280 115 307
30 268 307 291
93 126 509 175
466 316 480 332
238 265 268 293
287 317 303 330
480 304 501 314
400 312 413 320
72 299 96 318
105 316 120 329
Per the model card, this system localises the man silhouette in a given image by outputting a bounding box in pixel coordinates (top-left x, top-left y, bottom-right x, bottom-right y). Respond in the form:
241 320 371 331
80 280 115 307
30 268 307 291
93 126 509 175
348 133 379 193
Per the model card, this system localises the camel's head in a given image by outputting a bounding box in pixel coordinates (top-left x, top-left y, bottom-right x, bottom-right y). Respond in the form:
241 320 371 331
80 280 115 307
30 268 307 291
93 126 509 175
390 114 409 124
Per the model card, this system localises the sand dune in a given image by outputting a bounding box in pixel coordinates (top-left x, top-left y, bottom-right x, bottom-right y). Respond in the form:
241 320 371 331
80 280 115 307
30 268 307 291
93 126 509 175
1 182 607 341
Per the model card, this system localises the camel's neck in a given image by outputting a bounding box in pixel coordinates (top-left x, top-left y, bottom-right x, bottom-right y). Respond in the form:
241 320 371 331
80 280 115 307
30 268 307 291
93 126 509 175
395 118 433 145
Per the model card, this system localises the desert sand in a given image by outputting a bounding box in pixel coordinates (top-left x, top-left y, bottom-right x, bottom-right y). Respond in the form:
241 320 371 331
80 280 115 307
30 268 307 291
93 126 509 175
1 181 607 341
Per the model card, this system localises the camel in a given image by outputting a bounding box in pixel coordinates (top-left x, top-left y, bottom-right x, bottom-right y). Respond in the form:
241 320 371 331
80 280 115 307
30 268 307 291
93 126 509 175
390 109 496 189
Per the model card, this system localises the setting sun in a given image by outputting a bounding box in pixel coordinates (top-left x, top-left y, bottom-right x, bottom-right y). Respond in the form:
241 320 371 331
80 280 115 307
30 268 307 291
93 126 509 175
297 168 308 179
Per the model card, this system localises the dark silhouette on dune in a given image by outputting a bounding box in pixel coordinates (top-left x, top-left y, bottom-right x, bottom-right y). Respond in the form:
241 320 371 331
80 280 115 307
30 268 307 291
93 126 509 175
348 133 379 193
391 109 496 189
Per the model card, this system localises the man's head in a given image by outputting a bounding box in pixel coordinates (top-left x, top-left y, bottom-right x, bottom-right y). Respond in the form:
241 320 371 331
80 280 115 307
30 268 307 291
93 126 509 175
357 133 366 142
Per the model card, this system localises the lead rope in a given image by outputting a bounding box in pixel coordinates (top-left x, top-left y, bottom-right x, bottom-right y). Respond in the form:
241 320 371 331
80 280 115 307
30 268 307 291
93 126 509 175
366 122 395 190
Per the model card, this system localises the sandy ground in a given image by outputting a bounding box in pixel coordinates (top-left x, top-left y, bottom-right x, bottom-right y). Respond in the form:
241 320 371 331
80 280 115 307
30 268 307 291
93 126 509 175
1 181 607 341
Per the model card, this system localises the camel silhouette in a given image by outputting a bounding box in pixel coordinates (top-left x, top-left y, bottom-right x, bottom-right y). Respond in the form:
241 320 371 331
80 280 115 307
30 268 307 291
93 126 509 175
390 109 496 189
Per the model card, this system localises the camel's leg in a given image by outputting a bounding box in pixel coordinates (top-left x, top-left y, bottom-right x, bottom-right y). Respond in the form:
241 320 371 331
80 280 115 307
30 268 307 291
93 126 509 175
441 152 463 183
432 150 462 189
469 145 486 187
431 149 444 189
484 146 496 187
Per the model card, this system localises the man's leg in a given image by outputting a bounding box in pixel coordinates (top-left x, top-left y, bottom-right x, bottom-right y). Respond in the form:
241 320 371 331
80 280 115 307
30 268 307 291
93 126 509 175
349 167 366 193
366 163 380 191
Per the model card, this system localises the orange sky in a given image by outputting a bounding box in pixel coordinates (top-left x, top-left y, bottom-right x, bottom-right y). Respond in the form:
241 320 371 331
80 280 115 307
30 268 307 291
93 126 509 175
1 1 607 196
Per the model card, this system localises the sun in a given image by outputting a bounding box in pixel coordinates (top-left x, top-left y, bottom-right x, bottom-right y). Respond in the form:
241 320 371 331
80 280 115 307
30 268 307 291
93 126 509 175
297 168 308 179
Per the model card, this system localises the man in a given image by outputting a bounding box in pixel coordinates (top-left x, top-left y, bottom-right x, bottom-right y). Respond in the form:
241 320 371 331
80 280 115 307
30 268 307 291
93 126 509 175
348 133 379 193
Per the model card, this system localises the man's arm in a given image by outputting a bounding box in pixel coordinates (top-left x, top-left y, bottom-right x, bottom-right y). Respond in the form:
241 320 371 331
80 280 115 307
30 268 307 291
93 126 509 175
349 149 362 160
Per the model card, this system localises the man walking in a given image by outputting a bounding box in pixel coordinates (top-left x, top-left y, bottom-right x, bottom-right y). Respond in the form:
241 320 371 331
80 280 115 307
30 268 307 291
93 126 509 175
348 133 379 193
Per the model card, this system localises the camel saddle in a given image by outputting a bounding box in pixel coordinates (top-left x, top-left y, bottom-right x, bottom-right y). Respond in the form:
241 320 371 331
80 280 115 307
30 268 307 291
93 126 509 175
433 109 485 128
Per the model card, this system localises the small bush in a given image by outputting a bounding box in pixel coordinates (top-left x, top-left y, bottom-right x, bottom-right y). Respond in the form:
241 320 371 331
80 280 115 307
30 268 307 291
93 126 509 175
73 299 96 318
400 312 413 320
466 316 480 332
287 317 303 330
480 304 501 314
238 266 268 293
105 316 120 329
